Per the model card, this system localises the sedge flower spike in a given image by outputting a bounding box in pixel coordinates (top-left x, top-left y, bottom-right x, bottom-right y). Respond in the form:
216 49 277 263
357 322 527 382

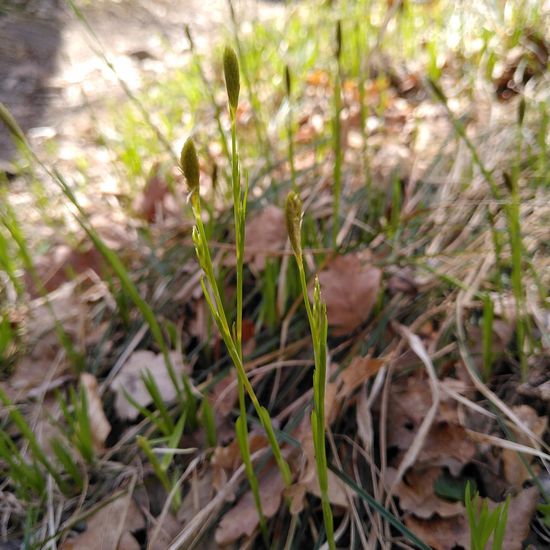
335 20 342 61
285 191 303 257
180 138 200 196
223 46 240 113
285 64 292 97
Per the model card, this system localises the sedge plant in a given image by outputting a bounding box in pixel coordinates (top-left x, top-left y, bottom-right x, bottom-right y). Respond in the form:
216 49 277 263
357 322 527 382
285 191 335 550
180 47 292 540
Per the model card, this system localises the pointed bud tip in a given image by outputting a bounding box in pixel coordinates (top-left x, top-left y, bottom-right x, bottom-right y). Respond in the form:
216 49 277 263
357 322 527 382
223 46 240 112
335 20 342 60
180 138 200 194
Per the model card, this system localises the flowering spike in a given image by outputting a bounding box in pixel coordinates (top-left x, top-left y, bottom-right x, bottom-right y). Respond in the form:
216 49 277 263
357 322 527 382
223 46 240 113
285 191 303 258
180 138 200 195
335 20 342 61
285 64 292 97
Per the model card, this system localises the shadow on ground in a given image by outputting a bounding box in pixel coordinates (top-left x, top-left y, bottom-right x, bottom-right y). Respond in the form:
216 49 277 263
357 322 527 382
0 1 63 170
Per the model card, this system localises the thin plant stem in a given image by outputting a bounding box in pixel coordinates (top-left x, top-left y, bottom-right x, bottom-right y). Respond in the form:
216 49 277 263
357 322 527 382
332 20 343 248
285 192 335 549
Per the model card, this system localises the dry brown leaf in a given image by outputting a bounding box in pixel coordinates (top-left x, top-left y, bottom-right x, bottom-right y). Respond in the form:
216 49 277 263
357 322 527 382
27 281 90 340
324 381 340 426
284 482 308 515
178 471 214 525
387 467 464 519
317 252 382 336
80 373 111 452
210 369 238 417
4 333 68 398
502 405 547 487
385 371 475 475
211 431 268 501
214 462 286 546
503 486 539 549
244 206 287 272
338 355 384 397
111 351 190 420
133 163 169 222
148 512 181 550
406 514 469 550
28 244 104 295
61 493 144 550
416 421 476 476
117 532 140 550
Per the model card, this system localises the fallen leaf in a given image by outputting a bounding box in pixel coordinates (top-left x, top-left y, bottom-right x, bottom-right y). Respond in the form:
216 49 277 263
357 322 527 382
416 421 476 476
503 486 539 549
215 461 286 545
338 355 384 397
27 281 90 340
387 467 464 519
385 371 475 475
324 381 340 425
133 163 170 222
148 512 181 550
245 206 287 272
406 514 469 550
80 373 111 453
4 333 68 398
284 482 307 515
317 252 382 335
210 370 238 417
28 244 104 295
211 431 268 501
178 471 214 524
502 405 547 487
61 492 144 550
111 351 190 420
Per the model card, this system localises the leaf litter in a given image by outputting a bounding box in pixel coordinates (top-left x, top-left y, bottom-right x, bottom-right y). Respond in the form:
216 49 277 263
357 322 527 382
1 1 549 548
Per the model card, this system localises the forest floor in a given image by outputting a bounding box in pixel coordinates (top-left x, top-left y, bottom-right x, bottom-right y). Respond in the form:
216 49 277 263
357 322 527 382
0 1 549 549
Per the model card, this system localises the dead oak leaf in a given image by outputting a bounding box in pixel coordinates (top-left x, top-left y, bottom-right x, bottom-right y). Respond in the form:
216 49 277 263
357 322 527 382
406 514 469 550
503 486 539 549
317 253 382 336
61 492 144 550
417 421 476 476
215 462 286 546
111 351 190 421
503 405 547 488
387 466 464 519
244 206 287 272
338 355 384 397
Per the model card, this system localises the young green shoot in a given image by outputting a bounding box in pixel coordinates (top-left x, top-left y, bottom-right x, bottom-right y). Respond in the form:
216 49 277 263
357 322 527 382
285 191 335 550
465 481 510 550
